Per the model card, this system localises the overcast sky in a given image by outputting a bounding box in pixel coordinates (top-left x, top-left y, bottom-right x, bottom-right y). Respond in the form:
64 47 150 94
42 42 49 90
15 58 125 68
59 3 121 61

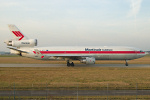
0 0 150 51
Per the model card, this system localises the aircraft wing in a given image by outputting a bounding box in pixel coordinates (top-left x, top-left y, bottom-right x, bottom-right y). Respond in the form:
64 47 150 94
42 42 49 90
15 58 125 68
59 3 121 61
45 54 90 60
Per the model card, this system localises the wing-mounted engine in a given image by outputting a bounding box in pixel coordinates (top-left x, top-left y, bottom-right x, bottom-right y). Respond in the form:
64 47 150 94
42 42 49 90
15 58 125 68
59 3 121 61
80 57 95 64
5 39 37 47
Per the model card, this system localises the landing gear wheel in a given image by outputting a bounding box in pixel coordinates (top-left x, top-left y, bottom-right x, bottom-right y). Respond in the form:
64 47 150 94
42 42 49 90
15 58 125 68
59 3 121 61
67 62 70 67
67 61 74 67
125 60 128 66
125 62 128 66
71 62 74 67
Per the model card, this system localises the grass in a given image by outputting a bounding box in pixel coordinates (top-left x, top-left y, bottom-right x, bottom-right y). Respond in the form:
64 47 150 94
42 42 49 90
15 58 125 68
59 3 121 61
0 67 150 90
1 95 150 100
0 55 150 90
0 56 66 64
0 55 19 57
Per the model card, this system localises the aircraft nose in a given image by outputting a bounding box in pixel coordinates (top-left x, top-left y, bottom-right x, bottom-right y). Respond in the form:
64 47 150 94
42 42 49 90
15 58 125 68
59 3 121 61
142 52 146 57
136 50 146 58
145 52 149 55
139 51 146 58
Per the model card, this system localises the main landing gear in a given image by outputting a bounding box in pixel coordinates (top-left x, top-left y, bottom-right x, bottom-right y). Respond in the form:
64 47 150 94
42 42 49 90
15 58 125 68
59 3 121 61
67 61 74 67
125 60 128 66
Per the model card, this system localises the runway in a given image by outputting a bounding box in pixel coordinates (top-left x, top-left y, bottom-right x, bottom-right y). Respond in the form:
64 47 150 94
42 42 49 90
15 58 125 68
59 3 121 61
0 90 150 96
0 64 150 67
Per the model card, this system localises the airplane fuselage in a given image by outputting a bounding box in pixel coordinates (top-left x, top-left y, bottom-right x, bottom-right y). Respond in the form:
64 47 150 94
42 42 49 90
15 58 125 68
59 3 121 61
20 46 145 61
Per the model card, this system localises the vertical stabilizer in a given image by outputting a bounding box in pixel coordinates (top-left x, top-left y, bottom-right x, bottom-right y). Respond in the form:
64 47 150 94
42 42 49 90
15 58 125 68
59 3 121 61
8 24 28 40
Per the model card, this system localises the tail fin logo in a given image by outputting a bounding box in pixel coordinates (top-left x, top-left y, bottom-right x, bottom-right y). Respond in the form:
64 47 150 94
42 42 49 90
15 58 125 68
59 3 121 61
12 31 24 40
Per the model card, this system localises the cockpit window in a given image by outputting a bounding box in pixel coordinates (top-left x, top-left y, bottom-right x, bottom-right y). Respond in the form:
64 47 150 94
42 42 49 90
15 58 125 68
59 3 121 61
140 50 144 52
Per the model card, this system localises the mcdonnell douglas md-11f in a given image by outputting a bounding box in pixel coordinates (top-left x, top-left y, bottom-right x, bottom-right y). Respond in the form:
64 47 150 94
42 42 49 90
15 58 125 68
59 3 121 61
4 25 146 67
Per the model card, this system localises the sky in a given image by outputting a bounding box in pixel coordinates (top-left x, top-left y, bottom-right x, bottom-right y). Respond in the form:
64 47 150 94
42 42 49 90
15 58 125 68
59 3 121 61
0 0 150 51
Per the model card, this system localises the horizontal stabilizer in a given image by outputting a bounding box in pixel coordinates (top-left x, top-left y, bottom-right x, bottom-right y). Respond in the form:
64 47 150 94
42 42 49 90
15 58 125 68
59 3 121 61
7 46 28 53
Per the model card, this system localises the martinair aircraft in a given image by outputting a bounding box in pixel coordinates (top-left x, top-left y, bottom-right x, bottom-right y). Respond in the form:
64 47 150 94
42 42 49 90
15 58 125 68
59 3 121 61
4 25 146 67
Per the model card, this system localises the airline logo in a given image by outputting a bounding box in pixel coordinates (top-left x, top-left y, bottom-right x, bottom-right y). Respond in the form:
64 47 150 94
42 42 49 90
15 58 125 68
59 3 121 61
85 48 113 51
41 56 44 58
12 31 24 40
33 51 45 58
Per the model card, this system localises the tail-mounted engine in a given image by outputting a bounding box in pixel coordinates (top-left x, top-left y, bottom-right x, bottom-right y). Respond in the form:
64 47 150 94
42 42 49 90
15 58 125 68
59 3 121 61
80 57 95 64
5 39 37 47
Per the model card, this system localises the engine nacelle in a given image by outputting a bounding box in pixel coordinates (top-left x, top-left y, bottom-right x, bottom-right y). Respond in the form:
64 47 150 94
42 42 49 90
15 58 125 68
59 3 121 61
5 39 37 47
80 57 95 64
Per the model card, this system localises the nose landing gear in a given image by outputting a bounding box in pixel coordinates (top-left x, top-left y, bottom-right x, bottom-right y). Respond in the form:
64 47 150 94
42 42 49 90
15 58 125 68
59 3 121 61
125 60 128 66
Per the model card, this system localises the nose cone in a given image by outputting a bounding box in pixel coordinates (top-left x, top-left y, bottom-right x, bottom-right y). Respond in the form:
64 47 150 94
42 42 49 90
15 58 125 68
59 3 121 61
141 52 146 57
137 51 146 58
145 52 149 55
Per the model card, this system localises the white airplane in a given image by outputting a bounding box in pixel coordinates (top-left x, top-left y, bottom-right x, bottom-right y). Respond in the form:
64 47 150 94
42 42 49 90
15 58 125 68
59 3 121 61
4 24 146 67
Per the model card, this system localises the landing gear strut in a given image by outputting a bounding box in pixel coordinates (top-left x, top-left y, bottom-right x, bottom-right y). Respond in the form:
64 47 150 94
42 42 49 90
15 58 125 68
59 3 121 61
67 61 74 67
125 60 128 66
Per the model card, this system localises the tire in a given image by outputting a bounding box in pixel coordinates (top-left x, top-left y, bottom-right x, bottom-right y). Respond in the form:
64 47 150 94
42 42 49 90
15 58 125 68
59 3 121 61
67 62 70 67
71 62 74 66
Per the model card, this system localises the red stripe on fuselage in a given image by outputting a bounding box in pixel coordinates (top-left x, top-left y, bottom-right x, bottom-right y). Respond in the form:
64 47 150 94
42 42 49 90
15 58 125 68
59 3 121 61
34 51 145 54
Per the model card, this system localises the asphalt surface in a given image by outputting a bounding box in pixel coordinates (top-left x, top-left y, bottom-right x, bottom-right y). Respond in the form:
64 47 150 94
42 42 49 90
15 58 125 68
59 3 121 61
0 64 150 67
0 90 150 96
